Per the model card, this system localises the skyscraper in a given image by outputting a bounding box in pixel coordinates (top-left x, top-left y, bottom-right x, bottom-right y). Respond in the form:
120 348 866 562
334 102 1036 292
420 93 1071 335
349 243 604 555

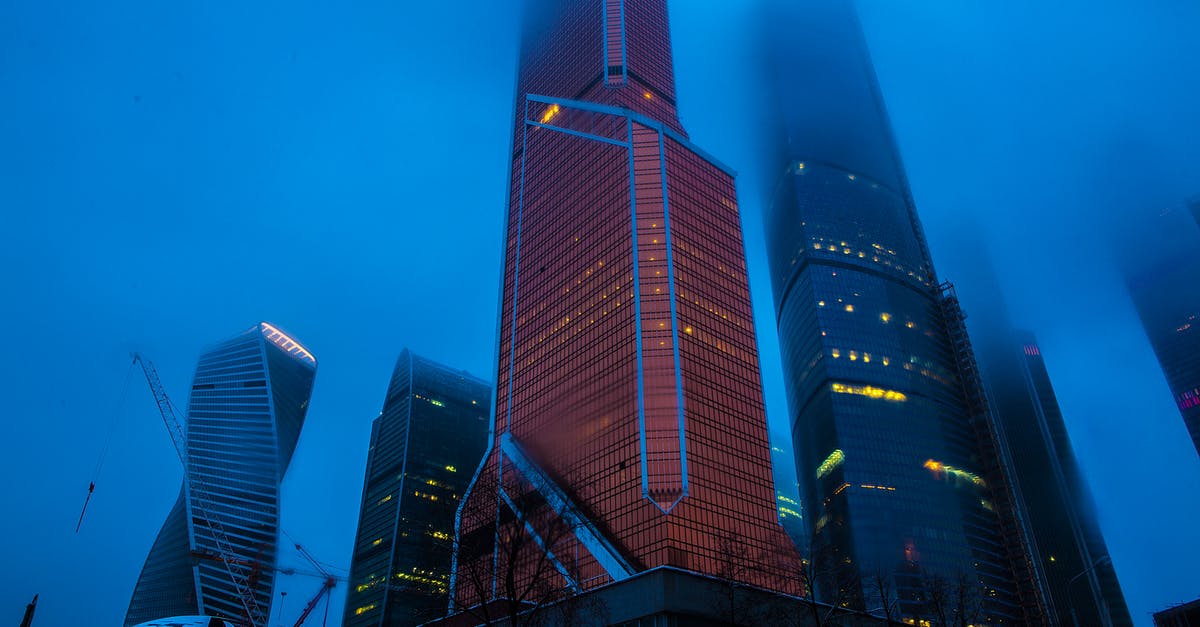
125 323 317 627
1126 201 1200 459
761 1 1042 622
344 350 490 626
1002 333 1132 627
950 238 1131 627
453 0 797 615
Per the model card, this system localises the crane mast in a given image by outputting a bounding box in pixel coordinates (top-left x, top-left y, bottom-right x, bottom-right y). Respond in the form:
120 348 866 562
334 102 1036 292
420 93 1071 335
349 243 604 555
133 353 267 627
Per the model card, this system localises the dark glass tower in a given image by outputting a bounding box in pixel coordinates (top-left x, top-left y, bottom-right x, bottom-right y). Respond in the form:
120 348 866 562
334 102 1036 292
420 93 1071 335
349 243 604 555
954 242 1131 627
1004 333 1132 627
454 0 797 613
125 323 317 627
761 1 1042 623
343 350 490 626
1125 201 1200 459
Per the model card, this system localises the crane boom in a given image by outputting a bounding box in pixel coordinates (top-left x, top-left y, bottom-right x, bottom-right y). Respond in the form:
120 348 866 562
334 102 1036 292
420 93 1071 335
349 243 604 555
292 576 336 627
134 353 267 627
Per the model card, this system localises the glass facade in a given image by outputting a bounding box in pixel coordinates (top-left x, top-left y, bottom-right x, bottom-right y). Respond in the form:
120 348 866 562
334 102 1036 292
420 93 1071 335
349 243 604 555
125 323 317 627
454 0 797 612
1007 334 1132 626
343 350 490 627
762 1 1040 623
1126 203 1200 459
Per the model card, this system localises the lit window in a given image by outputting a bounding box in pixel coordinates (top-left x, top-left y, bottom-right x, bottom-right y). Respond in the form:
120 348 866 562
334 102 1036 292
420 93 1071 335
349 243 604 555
844 304 854 312
831 382 907 402
880 313 891 323
540 104 561 124
643 91 653 100
445 465 456 472
816 449 845 478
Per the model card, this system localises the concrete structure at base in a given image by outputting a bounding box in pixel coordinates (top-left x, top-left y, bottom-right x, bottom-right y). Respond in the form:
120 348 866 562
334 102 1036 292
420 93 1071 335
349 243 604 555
1155 598 1200 627
427 567 897 626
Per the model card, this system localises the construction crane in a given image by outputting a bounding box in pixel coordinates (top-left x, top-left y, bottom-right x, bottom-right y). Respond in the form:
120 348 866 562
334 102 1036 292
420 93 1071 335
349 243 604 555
289 542 338 627
190 544 342 627
133 353 267 627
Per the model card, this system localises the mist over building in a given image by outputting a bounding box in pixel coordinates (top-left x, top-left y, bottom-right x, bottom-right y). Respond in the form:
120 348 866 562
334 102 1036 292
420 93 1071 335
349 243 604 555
759 0 1044 621
1124 200 1200 460
947 240 1133 627
124 323 317 627
342 350 489 626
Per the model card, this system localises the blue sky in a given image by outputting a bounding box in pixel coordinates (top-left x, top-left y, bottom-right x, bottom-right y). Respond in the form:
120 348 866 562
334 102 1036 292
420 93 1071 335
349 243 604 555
1 1 1197 625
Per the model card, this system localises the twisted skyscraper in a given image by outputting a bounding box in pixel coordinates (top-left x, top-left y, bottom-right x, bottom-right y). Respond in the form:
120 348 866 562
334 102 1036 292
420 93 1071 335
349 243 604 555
125 323 317 626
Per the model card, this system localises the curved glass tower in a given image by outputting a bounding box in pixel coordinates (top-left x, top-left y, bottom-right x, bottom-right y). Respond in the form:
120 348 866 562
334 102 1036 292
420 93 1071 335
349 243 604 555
762 1 1042 623
125 323 317 627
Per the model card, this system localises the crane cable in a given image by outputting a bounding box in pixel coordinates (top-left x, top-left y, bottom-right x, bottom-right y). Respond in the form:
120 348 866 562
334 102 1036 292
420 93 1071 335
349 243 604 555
76 357 136 533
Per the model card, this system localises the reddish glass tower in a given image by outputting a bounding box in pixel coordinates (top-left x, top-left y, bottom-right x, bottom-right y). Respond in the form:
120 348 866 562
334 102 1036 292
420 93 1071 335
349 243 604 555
454 0 796 611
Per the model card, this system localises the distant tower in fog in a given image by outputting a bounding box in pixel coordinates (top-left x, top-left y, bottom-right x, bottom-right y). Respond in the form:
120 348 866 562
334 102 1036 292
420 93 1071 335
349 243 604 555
125 323 317 627
759 0 1044 622
1125 201 1200 459
343 350 489 626
948 240 1132 627
981 327 1132 626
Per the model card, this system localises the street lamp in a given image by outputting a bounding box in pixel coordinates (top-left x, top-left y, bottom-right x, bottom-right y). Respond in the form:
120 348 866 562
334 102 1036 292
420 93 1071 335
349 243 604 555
1068 555 1112 627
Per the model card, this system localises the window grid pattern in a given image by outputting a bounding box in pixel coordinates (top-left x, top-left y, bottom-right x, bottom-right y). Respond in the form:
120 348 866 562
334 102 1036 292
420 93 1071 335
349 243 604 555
343 351 490 626
767 162 1026 623
457 1 801 600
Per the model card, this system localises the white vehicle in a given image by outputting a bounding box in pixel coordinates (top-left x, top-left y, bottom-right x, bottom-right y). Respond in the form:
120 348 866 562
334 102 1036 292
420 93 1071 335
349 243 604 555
129 617 236 627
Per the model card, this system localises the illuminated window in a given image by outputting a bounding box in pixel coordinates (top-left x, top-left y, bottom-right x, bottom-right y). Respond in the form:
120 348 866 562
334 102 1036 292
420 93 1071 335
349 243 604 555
831 382 907 402
924 459 985 487
540 103 561 124
816 449 845 478
844 304 854 312
880 313 891 323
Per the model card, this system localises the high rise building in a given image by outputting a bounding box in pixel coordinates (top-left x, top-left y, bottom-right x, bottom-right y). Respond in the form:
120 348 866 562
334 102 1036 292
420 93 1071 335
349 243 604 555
983 329 1132 626
760 1 1043 622
343 350 490 626
771 433 807 552
1125 201 1200 459
452 0 797 616
125 323 317 627
948 238 1132 627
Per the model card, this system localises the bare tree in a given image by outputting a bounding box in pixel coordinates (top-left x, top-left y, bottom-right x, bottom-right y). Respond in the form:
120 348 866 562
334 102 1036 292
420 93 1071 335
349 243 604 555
712 530 758 626
450 465 605 626
763 531 861 627
919 572 983 627
866 568 900 623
